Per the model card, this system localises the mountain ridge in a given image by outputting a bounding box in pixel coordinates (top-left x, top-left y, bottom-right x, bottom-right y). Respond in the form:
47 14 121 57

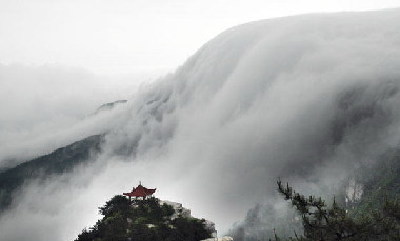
0 135 103 211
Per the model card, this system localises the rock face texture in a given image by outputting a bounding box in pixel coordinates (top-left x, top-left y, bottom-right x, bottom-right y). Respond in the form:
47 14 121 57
160 200 217 236
160 200 192 219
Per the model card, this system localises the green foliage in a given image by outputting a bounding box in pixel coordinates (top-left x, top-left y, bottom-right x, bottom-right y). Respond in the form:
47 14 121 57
350 149 400 218
75 196 212 241
277 179 400 241
99 195 131 217
170 217 212 241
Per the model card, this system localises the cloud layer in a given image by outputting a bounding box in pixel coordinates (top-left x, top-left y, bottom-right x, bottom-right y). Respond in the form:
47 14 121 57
2 9 400 240
0 63 156 167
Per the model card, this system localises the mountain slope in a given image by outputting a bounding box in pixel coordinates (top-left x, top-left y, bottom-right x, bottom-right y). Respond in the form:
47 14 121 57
0 135 103 210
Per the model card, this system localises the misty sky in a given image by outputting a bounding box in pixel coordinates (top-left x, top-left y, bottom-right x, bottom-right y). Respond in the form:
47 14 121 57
2 2 400 241
1 0 399 75
2 0 398 162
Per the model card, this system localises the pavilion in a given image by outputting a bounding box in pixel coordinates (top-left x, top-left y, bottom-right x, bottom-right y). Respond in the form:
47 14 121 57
123 182 156 201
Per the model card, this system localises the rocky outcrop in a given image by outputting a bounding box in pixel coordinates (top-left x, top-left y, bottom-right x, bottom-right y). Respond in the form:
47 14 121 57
159 200 192 219
160 200 217 237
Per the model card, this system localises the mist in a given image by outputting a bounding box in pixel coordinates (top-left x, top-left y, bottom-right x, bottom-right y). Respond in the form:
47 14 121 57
2 9 400 241
0 63 163 167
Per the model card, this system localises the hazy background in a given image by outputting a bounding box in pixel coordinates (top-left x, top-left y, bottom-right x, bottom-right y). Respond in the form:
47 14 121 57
1 0 400 75
2 1 400 241
1 0 399 165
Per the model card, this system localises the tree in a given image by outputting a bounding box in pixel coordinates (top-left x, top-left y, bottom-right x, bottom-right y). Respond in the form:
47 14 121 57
277 179 400 241
99 195 131 216
75 195 212 241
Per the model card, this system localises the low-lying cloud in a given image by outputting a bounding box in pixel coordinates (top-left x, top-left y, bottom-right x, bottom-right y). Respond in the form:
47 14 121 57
0 63 158 167
2 9 400 241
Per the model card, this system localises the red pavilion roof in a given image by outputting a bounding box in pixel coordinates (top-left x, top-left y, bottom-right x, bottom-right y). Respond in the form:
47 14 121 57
123 184 156 197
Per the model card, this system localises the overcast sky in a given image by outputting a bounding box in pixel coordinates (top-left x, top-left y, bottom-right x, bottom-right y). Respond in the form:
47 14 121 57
2 2 400 240
1 0 400 76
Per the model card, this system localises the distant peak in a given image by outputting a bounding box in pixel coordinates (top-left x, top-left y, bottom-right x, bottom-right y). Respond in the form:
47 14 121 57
95 99 127 114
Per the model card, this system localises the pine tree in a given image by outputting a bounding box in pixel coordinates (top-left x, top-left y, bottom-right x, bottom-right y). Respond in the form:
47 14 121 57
277 179 400 241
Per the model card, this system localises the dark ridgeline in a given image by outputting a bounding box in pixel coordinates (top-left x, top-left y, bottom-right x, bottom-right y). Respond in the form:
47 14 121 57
0 135 103 211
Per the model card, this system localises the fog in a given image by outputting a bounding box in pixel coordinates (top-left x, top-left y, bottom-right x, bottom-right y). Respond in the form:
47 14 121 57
2 0 399 75
0 63 163 167
2 9 400 241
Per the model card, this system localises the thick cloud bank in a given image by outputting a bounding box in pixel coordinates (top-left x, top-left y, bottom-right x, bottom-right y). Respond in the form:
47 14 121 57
0 64 153 167
2 9 400 241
